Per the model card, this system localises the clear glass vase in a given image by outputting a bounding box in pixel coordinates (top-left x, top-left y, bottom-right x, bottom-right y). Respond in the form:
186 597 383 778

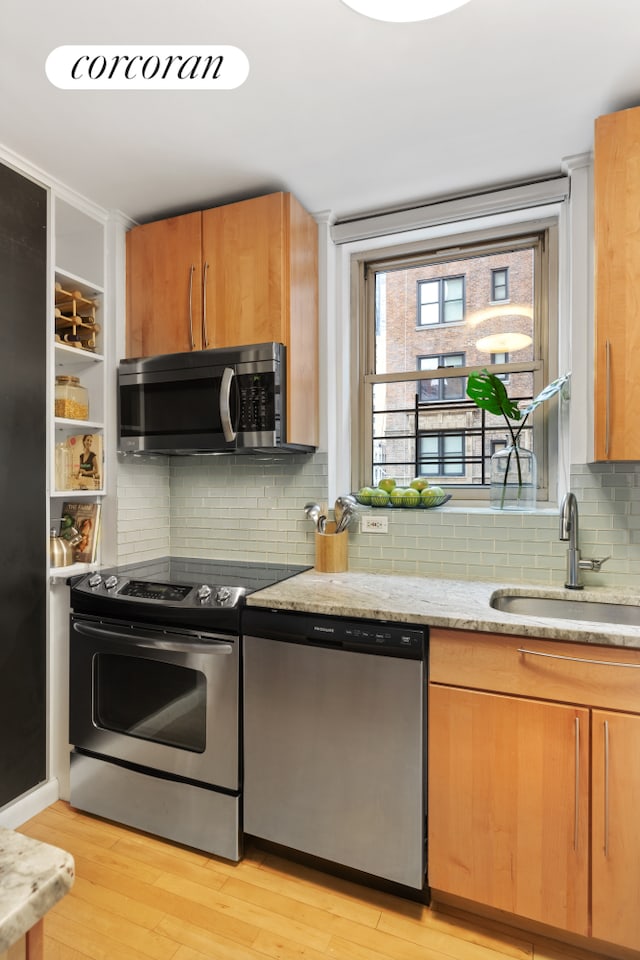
490 443 537 511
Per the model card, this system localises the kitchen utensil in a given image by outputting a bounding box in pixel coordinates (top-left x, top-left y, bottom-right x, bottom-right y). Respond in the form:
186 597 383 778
317 514 327 534
334 494 356 532
304 502 322 528
335 500 356 534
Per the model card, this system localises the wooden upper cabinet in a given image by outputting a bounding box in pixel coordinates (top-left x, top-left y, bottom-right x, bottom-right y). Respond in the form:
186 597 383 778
594 106 640 461
203 193 287 348
126 211 203 357
202 193 319 447
125 192 318 448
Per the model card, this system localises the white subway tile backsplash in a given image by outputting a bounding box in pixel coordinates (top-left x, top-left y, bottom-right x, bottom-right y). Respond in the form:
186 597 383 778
116 455 640 587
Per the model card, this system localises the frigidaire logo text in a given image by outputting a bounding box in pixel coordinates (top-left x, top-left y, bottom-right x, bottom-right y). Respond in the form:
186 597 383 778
46 45 250 90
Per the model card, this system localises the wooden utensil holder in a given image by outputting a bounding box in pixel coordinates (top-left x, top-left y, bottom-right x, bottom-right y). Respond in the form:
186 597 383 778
315 521 348 573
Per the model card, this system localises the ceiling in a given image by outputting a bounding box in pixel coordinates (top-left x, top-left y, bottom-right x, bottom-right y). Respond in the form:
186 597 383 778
2 0 640 226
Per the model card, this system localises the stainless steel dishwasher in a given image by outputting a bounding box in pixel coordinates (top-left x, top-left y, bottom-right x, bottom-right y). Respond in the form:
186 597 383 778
242 608 427 890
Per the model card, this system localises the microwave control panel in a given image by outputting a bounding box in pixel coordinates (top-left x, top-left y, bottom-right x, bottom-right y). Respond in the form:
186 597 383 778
237 372 277 430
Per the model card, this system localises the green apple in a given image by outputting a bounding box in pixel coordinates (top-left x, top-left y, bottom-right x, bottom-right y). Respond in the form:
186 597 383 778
390 486 407 506
370 489 390 506
402 487 421 507
356 486 375 505
377 477 396 494
409 477 430 491
421 485 445 505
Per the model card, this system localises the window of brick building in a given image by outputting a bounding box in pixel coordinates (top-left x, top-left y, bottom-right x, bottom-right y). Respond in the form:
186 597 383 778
356 226 557 500
491 267 509 301
491 351 510 382
417 276 465 326
418 431 465 477
417 353 465 402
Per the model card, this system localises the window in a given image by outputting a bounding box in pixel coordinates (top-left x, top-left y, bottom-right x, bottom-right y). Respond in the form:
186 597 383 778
490 438 508 456
417 276 464 326
491 351 510 382
355 224 557 499
417 353 465 402
418 431 465 477
491 267 509 301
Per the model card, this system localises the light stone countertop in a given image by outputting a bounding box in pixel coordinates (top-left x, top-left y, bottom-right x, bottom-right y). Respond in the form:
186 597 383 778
0 828 74 952
247 570 640 649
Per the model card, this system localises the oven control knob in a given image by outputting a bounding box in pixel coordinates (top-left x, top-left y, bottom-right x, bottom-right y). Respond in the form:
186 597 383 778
104 575 118 591
215 587 232 605
87 573 102 589
196 584 212 603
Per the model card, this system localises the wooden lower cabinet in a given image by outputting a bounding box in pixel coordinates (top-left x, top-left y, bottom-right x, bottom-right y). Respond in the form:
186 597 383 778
429 628 640 954
0 920 44 960
428 685 590 935
592 710 640 951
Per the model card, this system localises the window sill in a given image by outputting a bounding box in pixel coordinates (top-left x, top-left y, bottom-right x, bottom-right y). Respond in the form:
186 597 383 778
435 499 558 515
358 500 558 516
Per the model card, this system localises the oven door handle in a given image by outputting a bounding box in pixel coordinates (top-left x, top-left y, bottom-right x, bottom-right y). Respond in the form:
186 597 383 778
72 620 234 655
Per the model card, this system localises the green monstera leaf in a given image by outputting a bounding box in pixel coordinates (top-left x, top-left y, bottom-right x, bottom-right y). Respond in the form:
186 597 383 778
466 369 522 422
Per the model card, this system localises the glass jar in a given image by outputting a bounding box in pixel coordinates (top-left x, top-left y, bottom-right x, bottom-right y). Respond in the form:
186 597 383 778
55 375 89 420
490 442 537 511
55 441 72 491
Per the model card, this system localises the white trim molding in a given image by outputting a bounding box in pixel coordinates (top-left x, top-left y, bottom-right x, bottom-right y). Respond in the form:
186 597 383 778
331 176 570 245
0 779 59 829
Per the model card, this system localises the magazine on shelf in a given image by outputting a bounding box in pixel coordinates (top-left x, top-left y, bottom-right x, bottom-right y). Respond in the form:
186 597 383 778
59 501 102 564
66 432 103 490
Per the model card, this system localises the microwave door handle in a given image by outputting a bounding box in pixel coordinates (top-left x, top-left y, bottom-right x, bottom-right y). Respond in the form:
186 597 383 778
72 620 233 655
220 366 237 443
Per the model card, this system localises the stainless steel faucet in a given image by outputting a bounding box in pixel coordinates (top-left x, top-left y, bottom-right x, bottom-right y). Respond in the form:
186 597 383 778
559 492 610 590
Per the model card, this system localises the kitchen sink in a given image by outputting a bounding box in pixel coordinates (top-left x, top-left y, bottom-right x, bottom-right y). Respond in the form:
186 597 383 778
490 593 640 626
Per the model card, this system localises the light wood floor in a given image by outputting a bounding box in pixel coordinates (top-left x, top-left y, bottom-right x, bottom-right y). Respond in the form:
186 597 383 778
19 802 613 960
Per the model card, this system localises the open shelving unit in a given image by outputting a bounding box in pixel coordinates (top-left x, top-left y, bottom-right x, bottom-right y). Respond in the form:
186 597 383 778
49 197 109 578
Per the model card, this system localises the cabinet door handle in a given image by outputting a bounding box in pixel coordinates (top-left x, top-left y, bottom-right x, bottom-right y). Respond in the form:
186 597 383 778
517 648 640 669
188 263 196 350
574 716 580 852
202 261 210 349
603 719 610 858
605 338 611 458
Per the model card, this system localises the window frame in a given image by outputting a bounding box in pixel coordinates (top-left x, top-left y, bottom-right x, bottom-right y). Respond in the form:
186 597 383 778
352 220 559 503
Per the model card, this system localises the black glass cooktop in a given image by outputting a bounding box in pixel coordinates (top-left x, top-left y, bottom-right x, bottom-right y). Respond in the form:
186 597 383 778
110 556 310 593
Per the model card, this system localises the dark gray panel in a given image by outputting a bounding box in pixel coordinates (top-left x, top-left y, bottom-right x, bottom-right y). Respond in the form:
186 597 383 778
0 161 47 806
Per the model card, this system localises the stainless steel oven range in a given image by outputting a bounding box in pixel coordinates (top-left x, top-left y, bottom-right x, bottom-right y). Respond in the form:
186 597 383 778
68 556 307 861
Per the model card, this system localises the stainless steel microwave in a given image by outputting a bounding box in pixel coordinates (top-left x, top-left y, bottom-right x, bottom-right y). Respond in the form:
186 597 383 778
118 342 313 455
